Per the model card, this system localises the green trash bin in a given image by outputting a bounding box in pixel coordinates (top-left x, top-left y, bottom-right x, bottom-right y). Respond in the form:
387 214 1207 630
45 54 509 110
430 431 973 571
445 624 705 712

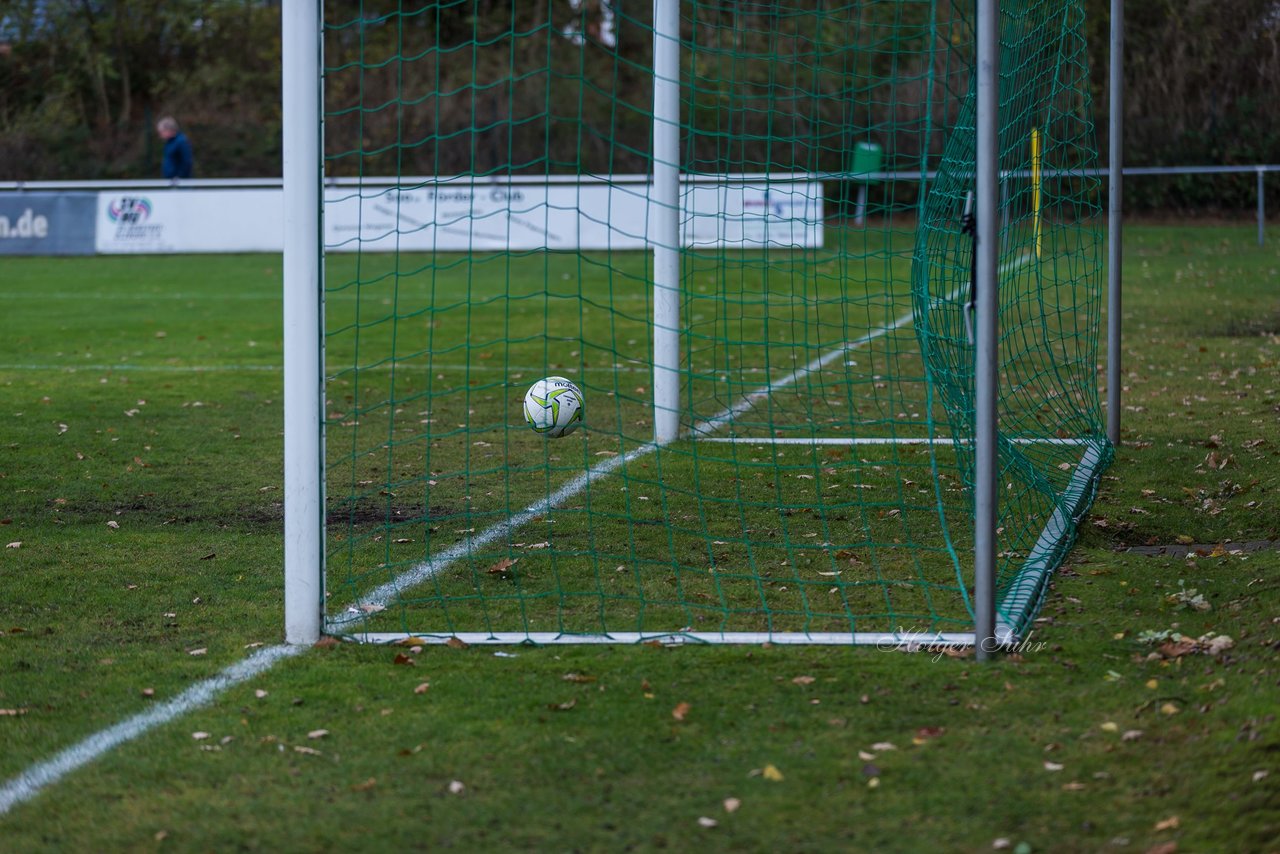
851 141 882 225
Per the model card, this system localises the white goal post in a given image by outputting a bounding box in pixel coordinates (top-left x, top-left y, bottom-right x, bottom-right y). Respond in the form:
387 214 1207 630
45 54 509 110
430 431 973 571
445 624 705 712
282 0 324 645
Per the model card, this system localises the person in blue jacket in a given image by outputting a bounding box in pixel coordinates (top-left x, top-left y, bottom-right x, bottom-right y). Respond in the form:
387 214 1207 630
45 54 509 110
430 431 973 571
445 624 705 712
156 116 194 180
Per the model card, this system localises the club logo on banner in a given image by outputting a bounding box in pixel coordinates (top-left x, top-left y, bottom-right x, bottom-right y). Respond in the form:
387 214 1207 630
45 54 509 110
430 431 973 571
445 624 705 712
98 195 170 252
108 196 153 225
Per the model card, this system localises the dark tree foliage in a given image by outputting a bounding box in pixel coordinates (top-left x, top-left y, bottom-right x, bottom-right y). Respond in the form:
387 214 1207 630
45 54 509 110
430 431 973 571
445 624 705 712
0 0 1276 212
1084 0 1280 211
0 0 280 178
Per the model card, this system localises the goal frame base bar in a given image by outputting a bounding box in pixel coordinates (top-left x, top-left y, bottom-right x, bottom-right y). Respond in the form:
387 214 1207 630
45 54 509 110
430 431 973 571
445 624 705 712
331 629 1019 648
994 437 1113 639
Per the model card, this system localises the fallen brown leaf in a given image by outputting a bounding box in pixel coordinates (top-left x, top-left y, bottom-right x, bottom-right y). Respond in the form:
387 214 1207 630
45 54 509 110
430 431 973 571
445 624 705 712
486 557 518 577
1158 639 1198 658
672 701 692 721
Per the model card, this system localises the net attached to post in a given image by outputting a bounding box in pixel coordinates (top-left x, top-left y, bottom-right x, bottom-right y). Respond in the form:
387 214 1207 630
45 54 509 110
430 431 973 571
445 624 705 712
316 0 1109 645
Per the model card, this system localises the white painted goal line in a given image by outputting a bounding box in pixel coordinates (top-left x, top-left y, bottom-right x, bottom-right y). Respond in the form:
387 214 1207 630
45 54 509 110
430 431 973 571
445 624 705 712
0 644 307 817
0 252 1036 816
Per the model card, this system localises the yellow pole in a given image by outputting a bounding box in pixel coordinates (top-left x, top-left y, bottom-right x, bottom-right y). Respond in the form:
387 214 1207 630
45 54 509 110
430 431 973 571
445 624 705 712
1031 127 1043 259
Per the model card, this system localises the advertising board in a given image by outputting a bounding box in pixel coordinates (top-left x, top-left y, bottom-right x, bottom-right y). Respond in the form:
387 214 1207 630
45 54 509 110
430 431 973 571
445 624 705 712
87 181 822 254
0 192 96 255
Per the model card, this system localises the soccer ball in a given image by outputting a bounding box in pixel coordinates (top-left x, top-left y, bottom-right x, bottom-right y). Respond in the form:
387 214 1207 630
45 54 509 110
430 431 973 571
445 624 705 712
523 376 584 438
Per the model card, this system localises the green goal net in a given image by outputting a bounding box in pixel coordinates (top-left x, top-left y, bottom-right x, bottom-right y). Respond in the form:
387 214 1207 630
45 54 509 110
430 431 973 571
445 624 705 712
314 0 1110 644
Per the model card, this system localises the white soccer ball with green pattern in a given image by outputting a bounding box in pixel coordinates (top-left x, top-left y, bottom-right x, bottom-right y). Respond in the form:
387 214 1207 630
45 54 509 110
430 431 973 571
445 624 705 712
523 376 584 438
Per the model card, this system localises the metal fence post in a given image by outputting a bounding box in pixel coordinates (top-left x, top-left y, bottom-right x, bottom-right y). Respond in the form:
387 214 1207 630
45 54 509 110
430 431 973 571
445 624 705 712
1259 167 1266 247
1107 0 1124 447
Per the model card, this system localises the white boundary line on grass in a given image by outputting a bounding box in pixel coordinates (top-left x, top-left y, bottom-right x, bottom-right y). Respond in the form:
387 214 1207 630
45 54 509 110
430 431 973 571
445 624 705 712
0 644 306 816
0 253 1031 816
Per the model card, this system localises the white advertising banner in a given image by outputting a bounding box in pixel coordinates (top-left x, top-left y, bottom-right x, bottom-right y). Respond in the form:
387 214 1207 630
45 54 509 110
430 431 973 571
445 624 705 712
95 189 284 254
323 183 649 252
682 181 824 248
94 179 823 254
326 181 823 251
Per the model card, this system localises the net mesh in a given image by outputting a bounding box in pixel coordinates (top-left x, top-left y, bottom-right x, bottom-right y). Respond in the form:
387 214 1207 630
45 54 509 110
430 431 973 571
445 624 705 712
318 0 1109 642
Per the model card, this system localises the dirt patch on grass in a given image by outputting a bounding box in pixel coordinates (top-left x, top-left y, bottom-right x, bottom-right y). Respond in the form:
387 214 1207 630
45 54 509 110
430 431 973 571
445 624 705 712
1125 539 1280 558
325 503 458 529
1220 311 1280 337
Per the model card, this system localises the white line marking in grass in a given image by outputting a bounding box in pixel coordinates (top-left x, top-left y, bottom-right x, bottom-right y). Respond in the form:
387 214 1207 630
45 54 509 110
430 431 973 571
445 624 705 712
0 644 305 817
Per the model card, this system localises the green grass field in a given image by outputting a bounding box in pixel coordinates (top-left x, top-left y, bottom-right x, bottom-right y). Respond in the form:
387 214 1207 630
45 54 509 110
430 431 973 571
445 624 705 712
1 224 1277 851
